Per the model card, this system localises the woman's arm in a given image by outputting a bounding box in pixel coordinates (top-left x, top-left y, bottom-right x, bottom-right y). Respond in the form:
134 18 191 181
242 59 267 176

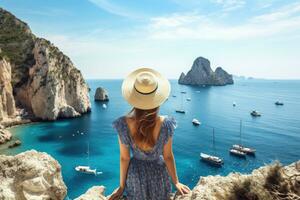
108 136 130 200
163 137 190 195
118 136 131 189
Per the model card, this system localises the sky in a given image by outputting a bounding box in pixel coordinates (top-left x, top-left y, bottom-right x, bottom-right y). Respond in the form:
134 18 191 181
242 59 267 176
1 0 300 79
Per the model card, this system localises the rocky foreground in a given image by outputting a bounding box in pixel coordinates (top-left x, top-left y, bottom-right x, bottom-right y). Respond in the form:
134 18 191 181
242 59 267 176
0 151 299 200
179 57 233 86
0 150 67 200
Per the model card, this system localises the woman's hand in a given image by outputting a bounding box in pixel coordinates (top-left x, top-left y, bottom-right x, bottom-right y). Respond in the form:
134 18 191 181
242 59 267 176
108 186 124 200
175 182 191 195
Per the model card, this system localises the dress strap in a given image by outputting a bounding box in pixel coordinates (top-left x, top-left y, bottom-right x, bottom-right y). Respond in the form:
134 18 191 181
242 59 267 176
112 116 130 147
162 116 177 145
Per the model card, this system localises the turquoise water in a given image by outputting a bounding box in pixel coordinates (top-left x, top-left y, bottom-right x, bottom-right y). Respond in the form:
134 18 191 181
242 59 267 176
1 79 300 199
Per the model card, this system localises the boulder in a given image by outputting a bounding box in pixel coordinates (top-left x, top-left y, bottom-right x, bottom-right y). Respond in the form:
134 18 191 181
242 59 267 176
0 128 12 144
94 87 109 101
0 150 67 200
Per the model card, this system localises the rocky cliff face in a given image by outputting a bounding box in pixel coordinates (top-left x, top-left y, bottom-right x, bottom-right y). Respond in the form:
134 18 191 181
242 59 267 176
0 150 67 200
179 57 233 86
0 8 91 121
0 57 16 121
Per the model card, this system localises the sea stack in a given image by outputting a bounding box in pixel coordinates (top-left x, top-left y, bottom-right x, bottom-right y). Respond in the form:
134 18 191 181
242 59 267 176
94 87 109 101
178 57 233 86
0 8 91 121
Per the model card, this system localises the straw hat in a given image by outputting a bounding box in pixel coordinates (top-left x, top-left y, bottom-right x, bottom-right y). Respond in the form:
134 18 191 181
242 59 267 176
122 68 170 110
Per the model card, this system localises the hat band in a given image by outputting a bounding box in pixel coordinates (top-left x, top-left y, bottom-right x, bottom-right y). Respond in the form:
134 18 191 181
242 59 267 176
134 84 158 95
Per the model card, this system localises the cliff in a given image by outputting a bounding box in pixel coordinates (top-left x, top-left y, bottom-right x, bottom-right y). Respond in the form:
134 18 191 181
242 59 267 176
179 57 234 86
0 8 91 121
0 150 67 200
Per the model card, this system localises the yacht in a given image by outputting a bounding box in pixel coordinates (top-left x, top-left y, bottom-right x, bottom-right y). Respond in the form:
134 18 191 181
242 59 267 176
192 119 201 126
175 93 185 114
75 142 102 175
200 128 224 167
232 120 256 155
200 153 223 166
232 144 256 155
230 148 246 157
251 110 261 117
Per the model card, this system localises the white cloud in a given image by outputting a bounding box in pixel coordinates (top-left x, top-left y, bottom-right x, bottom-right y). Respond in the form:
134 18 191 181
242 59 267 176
87 0 139 18
148 2 300 40
210 0 246 11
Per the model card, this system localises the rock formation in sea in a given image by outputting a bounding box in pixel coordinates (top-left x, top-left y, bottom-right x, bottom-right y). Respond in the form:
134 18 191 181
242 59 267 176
0 8 91 121
178 57 234 86
0 150 67 200
94 87 109 101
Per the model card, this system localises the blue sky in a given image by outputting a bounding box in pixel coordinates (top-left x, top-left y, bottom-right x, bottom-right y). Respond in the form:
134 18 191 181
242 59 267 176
1 0 300 79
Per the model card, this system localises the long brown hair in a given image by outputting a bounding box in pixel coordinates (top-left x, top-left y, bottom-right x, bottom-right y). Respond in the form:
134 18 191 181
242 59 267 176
128 107 159 147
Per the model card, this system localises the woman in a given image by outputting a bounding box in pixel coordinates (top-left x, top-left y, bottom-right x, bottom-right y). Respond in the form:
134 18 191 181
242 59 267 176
109 68 190 200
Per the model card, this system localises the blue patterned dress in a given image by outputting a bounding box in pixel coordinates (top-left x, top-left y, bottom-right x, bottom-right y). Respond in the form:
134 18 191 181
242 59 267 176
112 115 177 200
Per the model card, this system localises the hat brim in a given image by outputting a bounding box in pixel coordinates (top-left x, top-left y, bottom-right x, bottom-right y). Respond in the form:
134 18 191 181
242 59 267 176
122 68 170 110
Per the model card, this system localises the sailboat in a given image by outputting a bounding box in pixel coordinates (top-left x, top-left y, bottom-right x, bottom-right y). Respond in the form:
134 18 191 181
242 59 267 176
175 92 185 114
75 142 102 175
231 120 256 156
200 128 223 166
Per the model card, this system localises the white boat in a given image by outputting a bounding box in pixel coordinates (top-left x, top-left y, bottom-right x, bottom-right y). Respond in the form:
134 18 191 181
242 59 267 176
75 142 102 175
233 102 236 107
186 98 191 101
230 148 246 157
200 153 223 166
200 128 223 167
251 110 261 117
75 166 97 175
232 144 256 155
192 119 201 126
172 95 177 97
231 120 256 156
102 104 107 109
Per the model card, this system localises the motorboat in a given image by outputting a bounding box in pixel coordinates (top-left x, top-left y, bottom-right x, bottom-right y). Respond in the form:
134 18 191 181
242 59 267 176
230 148 246 157
200 153 223 166
172 95 177 97
186 98 191 101
233 102 236 107
102 104 107 109
181 91 186 94
251 110 261 117
75 166 97 175
192 118 201 126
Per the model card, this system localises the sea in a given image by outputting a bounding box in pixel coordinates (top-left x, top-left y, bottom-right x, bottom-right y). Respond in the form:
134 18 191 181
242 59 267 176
1 79 300 199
